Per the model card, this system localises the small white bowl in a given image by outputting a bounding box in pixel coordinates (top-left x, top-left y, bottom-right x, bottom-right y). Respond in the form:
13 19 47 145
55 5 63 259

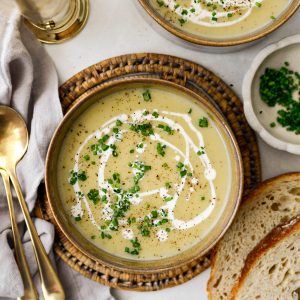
243 35 300 155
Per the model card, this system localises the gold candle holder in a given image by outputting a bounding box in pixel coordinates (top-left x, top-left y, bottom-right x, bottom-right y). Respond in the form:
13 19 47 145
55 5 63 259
17 0 89 44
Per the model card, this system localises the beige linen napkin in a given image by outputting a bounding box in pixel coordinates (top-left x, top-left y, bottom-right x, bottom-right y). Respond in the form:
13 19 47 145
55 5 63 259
0 1 114 299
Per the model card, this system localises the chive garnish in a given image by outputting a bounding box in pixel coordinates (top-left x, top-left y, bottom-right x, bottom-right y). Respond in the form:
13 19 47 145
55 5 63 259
157 124 174 135
142 90 151 102
130 123 154 136
116 119 123 126
157 143 166 157
83 154 90 161
69 170 87 185
87 189 100 205
125 238 141 255
199 117 209 128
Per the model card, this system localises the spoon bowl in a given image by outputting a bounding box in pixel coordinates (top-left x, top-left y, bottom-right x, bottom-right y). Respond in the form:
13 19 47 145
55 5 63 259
0 106 28 169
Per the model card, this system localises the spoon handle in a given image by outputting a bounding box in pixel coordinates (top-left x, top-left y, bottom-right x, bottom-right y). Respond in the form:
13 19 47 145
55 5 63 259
0 170 38 300
8 169 65 300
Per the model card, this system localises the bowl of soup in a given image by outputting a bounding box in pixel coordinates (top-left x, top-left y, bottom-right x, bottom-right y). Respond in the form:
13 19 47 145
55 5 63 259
138 0 299 48
45 78 243 273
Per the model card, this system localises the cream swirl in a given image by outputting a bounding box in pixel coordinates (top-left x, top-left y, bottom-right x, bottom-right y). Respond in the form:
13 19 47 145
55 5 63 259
71 110 217 240
162 0 263 27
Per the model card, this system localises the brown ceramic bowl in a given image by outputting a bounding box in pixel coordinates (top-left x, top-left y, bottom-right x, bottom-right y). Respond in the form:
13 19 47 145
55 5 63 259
138 0 300 48
45 78 243 275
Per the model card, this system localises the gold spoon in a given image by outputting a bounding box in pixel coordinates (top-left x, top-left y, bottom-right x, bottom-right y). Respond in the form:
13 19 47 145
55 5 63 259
0 106 65 300
0 169 38 300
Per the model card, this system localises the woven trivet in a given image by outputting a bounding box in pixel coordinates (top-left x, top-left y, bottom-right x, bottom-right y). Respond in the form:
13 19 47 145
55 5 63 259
35 53 261 291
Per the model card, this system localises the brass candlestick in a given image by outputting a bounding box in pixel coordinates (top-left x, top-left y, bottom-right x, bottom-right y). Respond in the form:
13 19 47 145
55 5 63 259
17 0 89 44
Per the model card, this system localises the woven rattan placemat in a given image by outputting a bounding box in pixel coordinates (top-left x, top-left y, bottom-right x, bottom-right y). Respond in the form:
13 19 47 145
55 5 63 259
36 53 261 291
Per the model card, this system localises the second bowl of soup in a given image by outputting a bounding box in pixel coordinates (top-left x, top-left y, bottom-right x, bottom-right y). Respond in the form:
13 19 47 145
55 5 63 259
139 0 299 47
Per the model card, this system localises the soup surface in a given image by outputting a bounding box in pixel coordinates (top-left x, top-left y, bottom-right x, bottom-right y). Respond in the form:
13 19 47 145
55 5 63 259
149 0 291 40
57 85 234 260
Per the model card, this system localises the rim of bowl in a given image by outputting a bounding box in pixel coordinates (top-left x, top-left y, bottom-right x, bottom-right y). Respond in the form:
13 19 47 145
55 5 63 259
45 77 243 273
243 34 300 155
138 0 300 48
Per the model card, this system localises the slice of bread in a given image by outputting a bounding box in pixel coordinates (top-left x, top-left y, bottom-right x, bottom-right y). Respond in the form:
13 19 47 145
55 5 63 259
207 173 300 300
231 215 300 300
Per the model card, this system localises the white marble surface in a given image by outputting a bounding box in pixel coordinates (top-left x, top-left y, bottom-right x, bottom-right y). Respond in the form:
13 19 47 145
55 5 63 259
44 1 300 299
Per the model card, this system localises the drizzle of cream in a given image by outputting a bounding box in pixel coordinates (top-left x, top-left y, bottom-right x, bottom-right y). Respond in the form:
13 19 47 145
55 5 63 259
122 229 134 240
157 229 168 242
71 109 220 239
162 0 262 28
71 202 83 218
191 177 199 185
175 155 180 161
136 142 147 154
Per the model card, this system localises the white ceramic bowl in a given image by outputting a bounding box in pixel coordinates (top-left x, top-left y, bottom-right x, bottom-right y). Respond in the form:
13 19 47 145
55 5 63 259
243 35 300 155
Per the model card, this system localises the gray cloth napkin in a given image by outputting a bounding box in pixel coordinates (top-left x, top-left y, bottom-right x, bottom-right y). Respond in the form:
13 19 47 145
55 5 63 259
0 0 62 298
0 1 114 299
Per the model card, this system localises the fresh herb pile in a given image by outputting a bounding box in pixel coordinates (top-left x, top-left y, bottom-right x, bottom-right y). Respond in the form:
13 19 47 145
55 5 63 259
260 62 300 134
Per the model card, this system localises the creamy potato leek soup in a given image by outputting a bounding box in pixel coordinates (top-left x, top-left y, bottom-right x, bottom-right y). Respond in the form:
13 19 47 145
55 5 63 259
149 0 291 40
57 84 234 260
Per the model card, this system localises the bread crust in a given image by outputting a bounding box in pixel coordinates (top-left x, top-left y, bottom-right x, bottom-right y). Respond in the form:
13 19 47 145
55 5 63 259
207 172 300 300
230 215 300 300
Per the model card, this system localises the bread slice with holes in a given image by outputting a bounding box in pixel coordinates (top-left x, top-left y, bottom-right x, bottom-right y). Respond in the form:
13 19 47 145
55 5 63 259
230 215 300 300
207 173 300 300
